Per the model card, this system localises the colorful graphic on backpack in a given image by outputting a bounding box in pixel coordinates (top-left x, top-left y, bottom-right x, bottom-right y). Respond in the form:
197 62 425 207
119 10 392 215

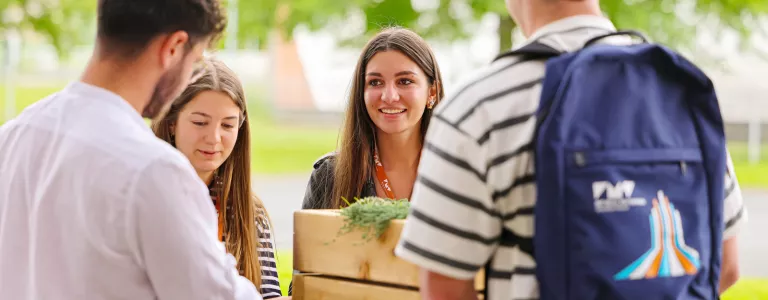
614 190 701 281
495 30 727 299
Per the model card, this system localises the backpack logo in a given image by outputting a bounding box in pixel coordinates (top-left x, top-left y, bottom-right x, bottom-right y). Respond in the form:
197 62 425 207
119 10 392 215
614 190 700 280
593 180 647 213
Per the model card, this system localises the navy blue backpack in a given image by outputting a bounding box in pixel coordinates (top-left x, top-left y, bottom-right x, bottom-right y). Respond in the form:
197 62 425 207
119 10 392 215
496 31 727 299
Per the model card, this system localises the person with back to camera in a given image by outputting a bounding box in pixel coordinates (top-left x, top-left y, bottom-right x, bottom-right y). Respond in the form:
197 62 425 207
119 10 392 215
0 0 263 299
394 0 747 299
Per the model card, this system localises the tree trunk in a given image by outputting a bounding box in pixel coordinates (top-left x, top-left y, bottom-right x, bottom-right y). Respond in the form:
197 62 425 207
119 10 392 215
269 3 316 111
497 14 517 53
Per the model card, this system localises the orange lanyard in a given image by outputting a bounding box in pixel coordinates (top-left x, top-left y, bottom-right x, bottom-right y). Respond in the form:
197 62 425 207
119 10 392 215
373 148 397 199
217 203 225 242
213 191 225 242
211 176 226 242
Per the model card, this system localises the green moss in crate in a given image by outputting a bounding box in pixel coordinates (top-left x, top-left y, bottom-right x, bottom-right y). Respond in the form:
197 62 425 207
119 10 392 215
333 197 411 244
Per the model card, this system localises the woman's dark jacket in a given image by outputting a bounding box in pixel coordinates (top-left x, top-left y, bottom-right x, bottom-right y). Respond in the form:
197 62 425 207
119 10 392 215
301 152 377 209
288 153 377 296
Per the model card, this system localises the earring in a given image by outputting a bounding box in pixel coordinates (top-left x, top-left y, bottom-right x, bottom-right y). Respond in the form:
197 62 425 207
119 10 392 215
427 98 436 109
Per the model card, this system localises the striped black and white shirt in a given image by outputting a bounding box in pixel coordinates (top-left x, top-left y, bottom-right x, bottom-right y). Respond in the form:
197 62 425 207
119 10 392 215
394 15 747 300
211 184 282 298
255 213 282 298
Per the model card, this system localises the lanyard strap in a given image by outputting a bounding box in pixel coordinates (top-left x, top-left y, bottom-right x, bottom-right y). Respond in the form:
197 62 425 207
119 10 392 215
373 148 397 199
217 203 225 242
214 195 225 242
212 178 226 242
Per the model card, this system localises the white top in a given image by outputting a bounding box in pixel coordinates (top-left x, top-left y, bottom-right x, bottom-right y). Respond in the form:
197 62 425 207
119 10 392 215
0 82 262 300
395 15 747 300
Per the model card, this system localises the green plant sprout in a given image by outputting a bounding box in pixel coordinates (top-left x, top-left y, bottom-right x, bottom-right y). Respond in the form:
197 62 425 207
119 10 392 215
330 196 411 245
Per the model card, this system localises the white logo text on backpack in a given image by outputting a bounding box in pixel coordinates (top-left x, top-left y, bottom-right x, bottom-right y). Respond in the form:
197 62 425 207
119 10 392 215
593 180 647 213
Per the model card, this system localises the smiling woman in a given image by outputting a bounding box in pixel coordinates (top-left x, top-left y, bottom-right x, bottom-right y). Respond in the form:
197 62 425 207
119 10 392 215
301 27 445 209
288 27 446 297
151 58 284 299
364 51 436 136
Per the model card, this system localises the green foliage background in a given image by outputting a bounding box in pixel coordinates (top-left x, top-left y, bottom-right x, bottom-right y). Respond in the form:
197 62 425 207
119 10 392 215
5 0 768 57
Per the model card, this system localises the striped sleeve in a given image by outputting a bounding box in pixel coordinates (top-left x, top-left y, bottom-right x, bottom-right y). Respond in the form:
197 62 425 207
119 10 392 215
395 114 501 280
256 215 282 299
723 150 747 240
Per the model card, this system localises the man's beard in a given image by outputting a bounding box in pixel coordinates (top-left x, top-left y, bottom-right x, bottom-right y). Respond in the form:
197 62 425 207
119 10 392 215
142 62 185 119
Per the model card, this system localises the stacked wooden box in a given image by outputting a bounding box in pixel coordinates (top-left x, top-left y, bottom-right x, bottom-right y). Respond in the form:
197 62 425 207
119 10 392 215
292 209 485 299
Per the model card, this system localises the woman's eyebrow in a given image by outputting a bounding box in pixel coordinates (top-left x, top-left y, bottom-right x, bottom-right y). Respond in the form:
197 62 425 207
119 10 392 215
365 70 417 77
191 112 211 118
191 112 238 120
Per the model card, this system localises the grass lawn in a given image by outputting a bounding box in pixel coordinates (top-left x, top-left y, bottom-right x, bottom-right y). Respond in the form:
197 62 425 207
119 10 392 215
0 84 61 118
249 121 338 174
276 250 293 296
0 84 341 175
728 143 768 189
722 279 768 300
243 86 340 175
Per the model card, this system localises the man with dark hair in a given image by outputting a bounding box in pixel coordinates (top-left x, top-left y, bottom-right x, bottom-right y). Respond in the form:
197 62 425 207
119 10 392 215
93 0 227 119
0 1 263 299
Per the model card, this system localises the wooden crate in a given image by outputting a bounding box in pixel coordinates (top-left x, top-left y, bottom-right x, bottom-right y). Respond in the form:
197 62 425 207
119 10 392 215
292 274 421 300
293 209 485 291
292 274 486 300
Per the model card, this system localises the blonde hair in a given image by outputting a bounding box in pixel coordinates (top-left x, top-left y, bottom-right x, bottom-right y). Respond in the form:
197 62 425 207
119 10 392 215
151 57 269 286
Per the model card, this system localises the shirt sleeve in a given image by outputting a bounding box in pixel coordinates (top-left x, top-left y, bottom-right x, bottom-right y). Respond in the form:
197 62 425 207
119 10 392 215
395 117 501 280
256 212 283 299
723 150 747 240
129 157 262 300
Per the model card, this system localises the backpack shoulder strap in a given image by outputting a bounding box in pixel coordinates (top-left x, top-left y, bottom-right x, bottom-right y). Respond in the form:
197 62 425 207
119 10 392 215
495 29 648 63
493 40 563 62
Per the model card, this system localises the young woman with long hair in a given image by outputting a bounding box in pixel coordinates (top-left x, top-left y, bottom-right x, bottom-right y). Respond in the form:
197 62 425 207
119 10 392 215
152 58 284 299
302 27 445 209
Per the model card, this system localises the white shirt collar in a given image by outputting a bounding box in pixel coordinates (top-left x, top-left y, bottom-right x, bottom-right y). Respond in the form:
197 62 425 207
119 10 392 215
63 81 151 132
527 14 616 42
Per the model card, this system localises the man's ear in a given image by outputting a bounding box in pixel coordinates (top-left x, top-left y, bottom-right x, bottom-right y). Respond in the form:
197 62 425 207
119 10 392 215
157 31 190 70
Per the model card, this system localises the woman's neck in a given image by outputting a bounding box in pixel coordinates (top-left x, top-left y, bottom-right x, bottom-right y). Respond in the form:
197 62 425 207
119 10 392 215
376 127 422 172
199 171 215 187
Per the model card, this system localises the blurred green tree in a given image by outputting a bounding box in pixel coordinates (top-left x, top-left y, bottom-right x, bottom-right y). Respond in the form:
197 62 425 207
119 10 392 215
1 0 96 58
235 0 768 56
6 0 767 58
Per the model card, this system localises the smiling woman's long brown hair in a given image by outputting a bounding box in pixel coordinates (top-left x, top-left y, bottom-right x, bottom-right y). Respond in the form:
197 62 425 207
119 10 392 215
151 58 267 286
330 27 445 208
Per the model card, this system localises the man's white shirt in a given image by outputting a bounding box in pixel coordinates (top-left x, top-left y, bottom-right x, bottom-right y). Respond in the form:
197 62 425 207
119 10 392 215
0 82 262 300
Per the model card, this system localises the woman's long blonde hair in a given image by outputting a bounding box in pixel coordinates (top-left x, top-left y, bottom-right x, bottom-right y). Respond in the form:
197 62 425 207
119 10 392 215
331 27 445 208
151 57 267 286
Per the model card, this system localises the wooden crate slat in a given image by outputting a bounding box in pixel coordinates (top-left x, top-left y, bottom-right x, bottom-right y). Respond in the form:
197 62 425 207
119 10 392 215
294 209 485 291
292 274 421 300
293 274 486 300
